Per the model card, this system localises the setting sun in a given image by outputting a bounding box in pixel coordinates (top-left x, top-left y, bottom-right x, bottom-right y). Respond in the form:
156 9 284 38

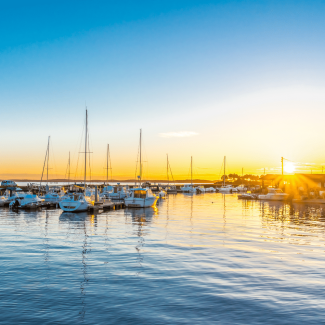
284 162 296 174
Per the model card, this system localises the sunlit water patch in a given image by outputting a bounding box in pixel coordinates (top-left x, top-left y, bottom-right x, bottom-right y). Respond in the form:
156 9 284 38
0 194 324 324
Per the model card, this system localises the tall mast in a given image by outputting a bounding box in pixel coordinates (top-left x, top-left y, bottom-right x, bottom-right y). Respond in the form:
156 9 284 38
191 156 193 186
223 156 226 187
46 136 50 185
68 151 70 186
84 109 87 193
106 144 109 183
167 154 169 185
139 129 142 185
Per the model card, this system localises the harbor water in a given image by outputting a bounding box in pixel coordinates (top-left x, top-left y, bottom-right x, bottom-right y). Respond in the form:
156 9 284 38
0 193 324 324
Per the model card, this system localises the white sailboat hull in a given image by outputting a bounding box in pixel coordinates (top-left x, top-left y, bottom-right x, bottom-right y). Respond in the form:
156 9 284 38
258 194 289 201
181 186 195 193
124 196 158 208
59 200 91 212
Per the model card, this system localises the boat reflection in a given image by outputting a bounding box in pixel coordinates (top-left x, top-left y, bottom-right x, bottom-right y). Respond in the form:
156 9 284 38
59 211 100 227
258 200 325 233
124 207 157 228
124 207 157 275
59 211 95 320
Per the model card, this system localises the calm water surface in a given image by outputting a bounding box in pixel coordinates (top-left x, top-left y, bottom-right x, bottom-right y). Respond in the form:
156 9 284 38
0 194 324 324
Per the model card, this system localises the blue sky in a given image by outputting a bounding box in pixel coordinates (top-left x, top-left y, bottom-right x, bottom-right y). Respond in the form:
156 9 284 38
1 0 325 179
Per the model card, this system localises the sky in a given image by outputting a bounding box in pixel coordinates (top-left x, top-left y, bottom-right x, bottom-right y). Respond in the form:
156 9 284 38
1 0 325 180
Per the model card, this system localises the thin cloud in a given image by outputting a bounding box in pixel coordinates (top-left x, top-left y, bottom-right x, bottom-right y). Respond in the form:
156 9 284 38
159 131 198 138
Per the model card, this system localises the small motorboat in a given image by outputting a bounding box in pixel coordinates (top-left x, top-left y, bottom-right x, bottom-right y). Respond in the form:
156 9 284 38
238 193 258 200
1 180 17 188
258 188 289 201
166 185 178 194
104 183 128 200
4 191 28 206
40 186 65 203
195 186 205 194
236 185 247 192
181 185 196 193
218 185 238 193
9 194 44 209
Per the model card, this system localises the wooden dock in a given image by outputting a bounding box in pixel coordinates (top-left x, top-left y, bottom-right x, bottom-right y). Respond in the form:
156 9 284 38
88 201 125 211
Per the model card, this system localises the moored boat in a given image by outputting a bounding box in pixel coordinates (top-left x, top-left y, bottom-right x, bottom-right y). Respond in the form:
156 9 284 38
219 185 238 193
124 188 158 208
0 180 17 188
9 193 44 209
59 109 94 212
258 188 289 201
59 193 93 212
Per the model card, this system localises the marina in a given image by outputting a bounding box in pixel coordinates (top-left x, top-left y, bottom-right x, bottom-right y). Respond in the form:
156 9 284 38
2 1 325 323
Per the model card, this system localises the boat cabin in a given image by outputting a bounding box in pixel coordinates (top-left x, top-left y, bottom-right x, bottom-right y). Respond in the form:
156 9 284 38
267 188 284 194
131 188 153 198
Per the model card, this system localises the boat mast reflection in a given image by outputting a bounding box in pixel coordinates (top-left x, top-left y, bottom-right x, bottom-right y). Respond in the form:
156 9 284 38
59 211 93 320
124 207 157 275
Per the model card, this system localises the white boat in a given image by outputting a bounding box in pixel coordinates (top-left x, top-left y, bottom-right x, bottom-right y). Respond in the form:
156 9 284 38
41 191 62 203
258 188 289 201
158 190 166 198
9 193 44 209
181 156 196 193
125 129 158 208
4 191 27 206
1 180 17 188
59 193 93 212
101 183 128 200
205 187 216 193
165 154 178 194
166 185 178 194
59 109 94 213
236 185 247 192
40 186 65 203
238 193 258 200
218 185 238 193
218 156 237 193
125 188 158 208
181 184 196 193
195 186 205 194
101 185 113 197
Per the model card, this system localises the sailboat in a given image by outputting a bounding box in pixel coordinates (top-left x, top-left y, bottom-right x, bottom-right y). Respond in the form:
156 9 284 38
218 156 237 193
181 157 196 193
125 129 158 208
166 154 177 194
59 109 94 212
100 145 129 200
39 137 65 203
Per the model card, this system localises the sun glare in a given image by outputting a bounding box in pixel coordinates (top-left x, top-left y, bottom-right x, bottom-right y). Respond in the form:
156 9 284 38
284 162 295 174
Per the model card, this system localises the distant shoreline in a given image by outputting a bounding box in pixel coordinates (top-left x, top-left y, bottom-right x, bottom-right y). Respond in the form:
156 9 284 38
6 179 216 184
